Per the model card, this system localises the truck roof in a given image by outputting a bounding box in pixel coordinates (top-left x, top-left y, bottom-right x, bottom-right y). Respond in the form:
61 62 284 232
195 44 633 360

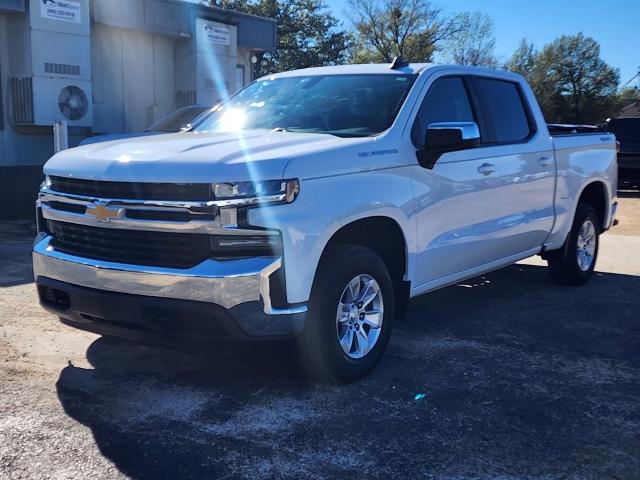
262 63 523 81
265 63 435 78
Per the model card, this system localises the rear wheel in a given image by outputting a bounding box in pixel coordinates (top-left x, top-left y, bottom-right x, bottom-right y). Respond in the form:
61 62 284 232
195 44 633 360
298 245 394 383
547 203 600 286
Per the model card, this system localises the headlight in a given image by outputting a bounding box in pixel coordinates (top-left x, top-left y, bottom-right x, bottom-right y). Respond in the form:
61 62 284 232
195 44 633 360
213 179 299 206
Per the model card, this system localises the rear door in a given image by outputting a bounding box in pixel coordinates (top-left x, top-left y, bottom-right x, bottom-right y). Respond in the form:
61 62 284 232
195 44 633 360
471 77 556 257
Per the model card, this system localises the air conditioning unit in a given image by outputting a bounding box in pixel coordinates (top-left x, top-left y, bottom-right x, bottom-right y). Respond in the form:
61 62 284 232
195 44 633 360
9 0 92 128
12 77 93 127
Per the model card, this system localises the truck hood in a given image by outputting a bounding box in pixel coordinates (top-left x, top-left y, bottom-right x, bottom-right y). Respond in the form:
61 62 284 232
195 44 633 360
44 130 367 183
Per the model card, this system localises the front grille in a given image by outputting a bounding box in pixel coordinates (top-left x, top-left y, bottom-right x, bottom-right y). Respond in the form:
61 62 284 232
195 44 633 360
49 176 213 201
48 220 211 268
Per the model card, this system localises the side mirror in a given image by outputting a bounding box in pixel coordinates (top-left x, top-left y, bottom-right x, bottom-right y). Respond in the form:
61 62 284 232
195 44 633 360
417 121 480 169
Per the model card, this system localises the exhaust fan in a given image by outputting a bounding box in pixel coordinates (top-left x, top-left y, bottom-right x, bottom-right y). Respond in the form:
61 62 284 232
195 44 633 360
58 85 89 121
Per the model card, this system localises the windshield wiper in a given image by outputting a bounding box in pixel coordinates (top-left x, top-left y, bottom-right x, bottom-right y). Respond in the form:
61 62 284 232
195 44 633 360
270 127 357 138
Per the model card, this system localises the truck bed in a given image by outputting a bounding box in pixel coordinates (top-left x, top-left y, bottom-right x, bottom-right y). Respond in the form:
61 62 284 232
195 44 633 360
547 123 606 135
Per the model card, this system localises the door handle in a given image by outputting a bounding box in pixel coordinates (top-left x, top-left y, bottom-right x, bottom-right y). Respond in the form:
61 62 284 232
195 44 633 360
538 156 553 167
477 163 496 176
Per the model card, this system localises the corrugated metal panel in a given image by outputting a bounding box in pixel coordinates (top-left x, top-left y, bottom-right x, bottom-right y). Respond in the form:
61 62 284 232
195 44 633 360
153 35 175 120
0 64 4 131
91 24 125 133
91 23 178 134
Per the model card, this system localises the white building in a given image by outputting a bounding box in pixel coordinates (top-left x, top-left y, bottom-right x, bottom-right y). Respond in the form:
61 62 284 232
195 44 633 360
0 0 276 216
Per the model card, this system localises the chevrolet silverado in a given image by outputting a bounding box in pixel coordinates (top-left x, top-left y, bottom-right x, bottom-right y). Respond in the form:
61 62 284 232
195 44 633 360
33 62 618 382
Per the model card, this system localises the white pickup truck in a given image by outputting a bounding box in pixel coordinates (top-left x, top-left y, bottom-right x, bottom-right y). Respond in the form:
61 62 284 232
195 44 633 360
33 62 618 382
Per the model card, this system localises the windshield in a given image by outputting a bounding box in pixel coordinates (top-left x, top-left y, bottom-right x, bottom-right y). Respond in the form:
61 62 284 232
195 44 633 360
148 106 210 132
193 74 417 137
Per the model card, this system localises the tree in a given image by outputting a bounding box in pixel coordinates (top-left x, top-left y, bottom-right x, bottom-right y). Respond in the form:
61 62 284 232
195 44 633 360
207 0 252 9
507 38 537 77
615 87 640 117
617 86 640 104
347 0 463 63
204 0 351 76
506 38 559 119
540 33 619 123
441 12 497 67
508 33 620 124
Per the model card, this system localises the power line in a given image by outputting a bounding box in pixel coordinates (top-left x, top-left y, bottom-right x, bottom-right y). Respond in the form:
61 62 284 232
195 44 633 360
621 67 640 89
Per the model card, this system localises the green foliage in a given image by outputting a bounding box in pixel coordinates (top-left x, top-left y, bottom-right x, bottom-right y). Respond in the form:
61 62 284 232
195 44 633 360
508 33 620 124
507 38 537 78
205 0 351 76
617 87 640 103
615 87 640 118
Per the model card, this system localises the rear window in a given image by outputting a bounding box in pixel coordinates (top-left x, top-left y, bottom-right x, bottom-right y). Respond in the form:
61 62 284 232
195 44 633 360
477 78 532 143
608 118 640 140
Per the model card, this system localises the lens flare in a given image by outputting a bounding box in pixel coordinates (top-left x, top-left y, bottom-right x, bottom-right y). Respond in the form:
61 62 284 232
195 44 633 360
218 108 246 132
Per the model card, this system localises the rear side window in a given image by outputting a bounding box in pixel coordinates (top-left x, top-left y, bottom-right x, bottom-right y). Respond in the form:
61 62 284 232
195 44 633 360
412 77 475 146
476 78 532 143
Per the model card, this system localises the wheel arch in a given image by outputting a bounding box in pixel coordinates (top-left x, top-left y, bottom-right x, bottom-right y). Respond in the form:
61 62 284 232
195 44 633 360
576 180 610 230
316 216 411 320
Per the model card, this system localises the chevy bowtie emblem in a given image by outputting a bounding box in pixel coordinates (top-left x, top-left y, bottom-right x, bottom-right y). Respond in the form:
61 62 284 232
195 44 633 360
85 203 122 222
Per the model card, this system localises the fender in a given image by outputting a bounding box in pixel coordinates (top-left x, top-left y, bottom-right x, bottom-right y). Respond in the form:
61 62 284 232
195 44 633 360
248 169 417 305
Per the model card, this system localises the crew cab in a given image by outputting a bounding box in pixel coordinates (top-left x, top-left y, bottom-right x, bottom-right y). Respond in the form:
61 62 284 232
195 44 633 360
33 63 618 382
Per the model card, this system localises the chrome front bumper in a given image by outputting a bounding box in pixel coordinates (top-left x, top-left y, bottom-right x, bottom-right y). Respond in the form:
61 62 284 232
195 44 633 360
33 235 307 338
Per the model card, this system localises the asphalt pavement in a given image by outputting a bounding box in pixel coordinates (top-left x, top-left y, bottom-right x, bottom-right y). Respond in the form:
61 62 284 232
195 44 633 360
1 196 639 479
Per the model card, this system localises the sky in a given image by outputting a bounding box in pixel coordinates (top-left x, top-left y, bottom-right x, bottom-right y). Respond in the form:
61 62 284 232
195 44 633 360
188 0 640 87
327 0 640 88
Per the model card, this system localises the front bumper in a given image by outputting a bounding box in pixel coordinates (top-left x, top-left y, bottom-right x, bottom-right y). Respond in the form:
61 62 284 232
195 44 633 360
33 235 307 341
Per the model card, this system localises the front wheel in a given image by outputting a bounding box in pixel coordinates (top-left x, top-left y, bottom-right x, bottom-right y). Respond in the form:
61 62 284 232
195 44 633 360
298 245 394 383
547 203 600 286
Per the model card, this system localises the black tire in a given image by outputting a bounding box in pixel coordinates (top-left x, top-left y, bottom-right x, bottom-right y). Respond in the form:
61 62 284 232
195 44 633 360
547 203 600 286
298 245 395 383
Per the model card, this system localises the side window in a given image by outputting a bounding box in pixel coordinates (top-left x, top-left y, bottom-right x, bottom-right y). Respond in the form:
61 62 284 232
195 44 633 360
476 78 532 143
412 77 475 146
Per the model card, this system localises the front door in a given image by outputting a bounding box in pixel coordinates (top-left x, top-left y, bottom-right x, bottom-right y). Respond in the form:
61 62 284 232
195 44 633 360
409 76 508 289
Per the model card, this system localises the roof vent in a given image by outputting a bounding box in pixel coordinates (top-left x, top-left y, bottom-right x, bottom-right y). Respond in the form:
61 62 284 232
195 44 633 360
390 56 409 70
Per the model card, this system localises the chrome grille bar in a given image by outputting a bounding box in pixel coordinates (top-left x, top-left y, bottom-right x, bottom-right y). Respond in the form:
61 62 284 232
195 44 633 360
38 189 252 235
